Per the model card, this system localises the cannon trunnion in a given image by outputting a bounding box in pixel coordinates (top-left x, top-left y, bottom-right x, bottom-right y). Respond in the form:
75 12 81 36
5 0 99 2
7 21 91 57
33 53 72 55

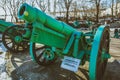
17 3 110 80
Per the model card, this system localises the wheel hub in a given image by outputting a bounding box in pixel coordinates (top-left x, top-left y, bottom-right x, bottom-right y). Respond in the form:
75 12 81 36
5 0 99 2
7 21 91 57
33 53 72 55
43 48 55 60
14 36 22 43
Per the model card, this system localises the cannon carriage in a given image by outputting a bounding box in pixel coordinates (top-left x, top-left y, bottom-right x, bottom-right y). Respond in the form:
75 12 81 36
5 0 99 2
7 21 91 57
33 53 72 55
17 3 111 80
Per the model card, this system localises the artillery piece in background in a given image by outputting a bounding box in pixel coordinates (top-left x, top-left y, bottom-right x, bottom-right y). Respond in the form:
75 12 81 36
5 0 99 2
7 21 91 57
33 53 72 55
0 20 30 52
114 28 120 38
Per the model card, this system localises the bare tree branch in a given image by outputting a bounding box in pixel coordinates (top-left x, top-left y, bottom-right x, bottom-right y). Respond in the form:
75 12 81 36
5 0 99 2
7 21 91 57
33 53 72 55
36 0 47 12
63 0 73 23
0 0 7 20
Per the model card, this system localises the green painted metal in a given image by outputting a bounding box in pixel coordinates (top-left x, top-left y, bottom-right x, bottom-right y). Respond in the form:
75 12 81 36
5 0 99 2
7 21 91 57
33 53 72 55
89 25 110 80
18 3 110 80
43 48 55 60
0 20 14 33
18 3 76 37
30 42 35 61
101 49 111 60
17 3 88 59
114 28 119 38
14 36 22 43
86 20 92 27
73 32 81 57
89 25 104 80
73 20 80 27
63 32 80 54
22 28 31 38
31 22 67 48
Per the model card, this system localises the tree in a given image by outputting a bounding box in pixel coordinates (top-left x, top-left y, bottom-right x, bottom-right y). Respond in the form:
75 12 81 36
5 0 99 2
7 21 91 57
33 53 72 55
115 0 120 18
53 0 57 15
36 0 47 12
78 1 89 19
47 0 51 12
6 0 26 22
71 1 77 19
0 0 7 21
101 0 107 9
89 0 102 23
57 0 65 17
28 0 35 7
63 0 73 23
111 0 114 20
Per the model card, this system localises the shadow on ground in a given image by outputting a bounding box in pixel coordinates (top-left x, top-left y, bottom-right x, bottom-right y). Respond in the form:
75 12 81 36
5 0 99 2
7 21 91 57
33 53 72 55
10 52 89 80
11 61 89 80
104 60 120 80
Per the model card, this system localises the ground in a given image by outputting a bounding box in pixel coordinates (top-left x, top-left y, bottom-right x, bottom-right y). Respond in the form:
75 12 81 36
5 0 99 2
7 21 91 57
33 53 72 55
104 38 120 80
0 30 120 80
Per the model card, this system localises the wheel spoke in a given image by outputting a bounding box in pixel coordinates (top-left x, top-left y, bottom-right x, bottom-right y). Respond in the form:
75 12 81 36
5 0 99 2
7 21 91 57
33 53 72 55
6 41 12 45
30 43 56 66
2 25 29 52
16 45 20 51
36 52 43 60
12 43 16 51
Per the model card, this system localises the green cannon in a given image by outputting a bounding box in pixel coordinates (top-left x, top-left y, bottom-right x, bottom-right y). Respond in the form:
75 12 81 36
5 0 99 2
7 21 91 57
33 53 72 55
73 19 92 28
0 20 30 52
114 28 119 38
18 3 110 80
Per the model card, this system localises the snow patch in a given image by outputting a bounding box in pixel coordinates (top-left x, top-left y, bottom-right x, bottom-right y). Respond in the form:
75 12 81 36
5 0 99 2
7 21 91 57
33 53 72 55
0 42 11 80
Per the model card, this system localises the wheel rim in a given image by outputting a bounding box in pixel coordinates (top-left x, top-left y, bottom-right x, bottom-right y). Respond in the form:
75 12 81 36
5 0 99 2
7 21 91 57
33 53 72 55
30 42 56 66
89 25 110 80
2 25 29 52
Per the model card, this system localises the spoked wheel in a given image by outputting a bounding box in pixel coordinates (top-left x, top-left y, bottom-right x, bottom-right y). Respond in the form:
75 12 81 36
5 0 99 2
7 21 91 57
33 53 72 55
30 42 56 66
89 25 110 80
2 25 29 52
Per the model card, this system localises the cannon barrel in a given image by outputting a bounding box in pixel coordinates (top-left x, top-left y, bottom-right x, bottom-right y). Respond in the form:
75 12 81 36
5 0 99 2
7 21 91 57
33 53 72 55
18 3 76 37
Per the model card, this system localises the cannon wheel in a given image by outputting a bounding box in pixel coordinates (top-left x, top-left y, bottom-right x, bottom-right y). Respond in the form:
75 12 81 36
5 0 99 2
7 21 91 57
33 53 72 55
89 25 110 80
2 25 29 52
30 42 56 66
